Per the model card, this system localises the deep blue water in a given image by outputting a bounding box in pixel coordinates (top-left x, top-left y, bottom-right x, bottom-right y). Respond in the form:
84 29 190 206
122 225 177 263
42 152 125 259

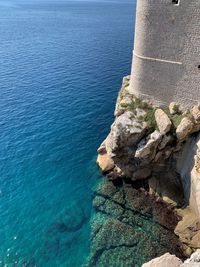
0 0 135 266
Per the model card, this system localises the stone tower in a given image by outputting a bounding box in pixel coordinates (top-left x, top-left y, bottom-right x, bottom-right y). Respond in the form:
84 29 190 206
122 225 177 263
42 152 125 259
129 0 200 109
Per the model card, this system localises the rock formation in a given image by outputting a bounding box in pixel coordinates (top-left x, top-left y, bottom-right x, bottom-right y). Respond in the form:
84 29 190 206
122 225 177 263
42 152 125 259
142 249 200 267
94 76 200 265
85 180 185 267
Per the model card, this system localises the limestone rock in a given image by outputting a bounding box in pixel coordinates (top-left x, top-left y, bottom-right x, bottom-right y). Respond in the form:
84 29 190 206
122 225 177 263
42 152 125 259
182 249 200 266
176 117 194 140
190 231 200 249
175 208 200 247
155 109 172 134
96 153 114 173
97 139 107 155
169 102 180 115
191 106 200 123
142 253 183 267
135 130 162 159
106 110 148 158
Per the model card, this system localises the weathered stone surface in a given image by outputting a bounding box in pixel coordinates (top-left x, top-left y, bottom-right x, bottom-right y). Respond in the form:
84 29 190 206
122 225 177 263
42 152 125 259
97 139 107 155
169 102 180 115
182 249 200 266
106 110 148 158
135 130 162 159
175 208 200 248
132 167 152 180
158 134 174 150
149 173 184 208
142 253 183 267
155 109 172 134
85 181 185 267
191 106 200 123
176 117 194 140
190 231 200 249
96 153 114 173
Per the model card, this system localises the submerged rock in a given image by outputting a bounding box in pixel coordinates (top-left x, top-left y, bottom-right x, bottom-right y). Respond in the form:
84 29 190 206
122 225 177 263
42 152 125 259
85 180 185 267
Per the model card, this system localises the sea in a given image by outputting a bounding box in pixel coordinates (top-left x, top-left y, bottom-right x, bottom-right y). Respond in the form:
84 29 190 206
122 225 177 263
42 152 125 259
0 0 135 266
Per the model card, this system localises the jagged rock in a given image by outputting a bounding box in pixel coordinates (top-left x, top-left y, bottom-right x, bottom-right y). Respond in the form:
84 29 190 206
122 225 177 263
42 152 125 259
176 117 194 140
155 109 172 134
135 130 162 159
158 134 174 150
182 249 200 266
96 153 114 173
142 253 183 267
190 231 200 249
97 139 107 155
169 102 180 115
106 110 148 158
191 106 200 123
132 167 152 180
175 208 200 247
114 76 132 117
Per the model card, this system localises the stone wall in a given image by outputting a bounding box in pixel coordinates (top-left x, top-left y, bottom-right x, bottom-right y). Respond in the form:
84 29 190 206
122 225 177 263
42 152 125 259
129 0 200 109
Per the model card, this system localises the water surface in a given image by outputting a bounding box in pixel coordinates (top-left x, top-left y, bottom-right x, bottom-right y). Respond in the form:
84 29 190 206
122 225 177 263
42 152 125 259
0 0 135 265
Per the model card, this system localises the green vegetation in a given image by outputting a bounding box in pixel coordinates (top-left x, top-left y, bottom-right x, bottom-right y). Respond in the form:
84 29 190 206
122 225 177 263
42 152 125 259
121 97 157 131
164 108 184 129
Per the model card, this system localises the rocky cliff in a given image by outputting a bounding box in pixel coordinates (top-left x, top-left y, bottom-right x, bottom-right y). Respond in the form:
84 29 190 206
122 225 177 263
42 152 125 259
93 76 200 265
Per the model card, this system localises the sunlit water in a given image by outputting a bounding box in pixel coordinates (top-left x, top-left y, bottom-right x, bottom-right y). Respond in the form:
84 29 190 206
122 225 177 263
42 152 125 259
0 0 135 266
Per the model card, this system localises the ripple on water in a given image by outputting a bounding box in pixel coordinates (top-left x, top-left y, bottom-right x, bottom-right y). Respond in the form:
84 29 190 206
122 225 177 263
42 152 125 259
0 0 135 266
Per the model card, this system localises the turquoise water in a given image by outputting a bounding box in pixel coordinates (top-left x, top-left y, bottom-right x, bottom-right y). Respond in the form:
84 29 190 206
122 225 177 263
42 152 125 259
0 0 135 266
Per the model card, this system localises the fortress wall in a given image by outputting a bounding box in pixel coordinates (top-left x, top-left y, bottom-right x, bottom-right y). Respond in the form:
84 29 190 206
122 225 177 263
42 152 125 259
130 0 200 109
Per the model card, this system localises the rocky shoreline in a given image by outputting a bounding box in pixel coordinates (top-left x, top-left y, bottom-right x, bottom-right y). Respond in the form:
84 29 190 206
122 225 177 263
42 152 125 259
89 76 200 266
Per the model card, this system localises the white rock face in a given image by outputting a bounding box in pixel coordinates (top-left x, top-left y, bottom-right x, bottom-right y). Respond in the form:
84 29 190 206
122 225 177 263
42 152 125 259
155 109 172 134
106 110 148 158
182 249 200 266
135 130 162 159
142 253 183 267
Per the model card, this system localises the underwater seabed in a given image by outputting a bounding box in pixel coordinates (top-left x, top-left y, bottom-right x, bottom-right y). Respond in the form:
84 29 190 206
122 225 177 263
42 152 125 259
85 178 185 267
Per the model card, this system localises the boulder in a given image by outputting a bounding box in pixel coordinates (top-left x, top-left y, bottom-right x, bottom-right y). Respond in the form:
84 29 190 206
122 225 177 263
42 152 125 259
135 130 162 159
176 117 194 140
190 231 200 249
96 153 114 173
169 102 179 115
142 253 183 267
155 109 172 134
106 110 148 158
182 249 200 266
191 106 200 123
